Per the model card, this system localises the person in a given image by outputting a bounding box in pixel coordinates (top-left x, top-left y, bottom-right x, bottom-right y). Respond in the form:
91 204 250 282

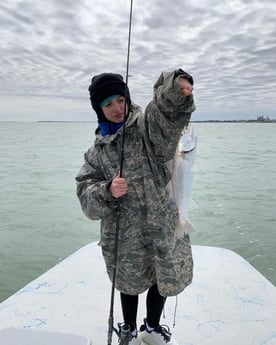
76 69 196 345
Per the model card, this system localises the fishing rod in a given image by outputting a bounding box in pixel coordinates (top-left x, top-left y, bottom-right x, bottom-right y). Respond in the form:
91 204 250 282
119 0 134 176
107 0 134 344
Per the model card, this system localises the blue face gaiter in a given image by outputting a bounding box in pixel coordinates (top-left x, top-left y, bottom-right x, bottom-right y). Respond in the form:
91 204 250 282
98 121 124 136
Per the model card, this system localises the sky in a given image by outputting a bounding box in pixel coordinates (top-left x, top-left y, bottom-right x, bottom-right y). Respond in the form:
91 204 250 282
1 0 276 122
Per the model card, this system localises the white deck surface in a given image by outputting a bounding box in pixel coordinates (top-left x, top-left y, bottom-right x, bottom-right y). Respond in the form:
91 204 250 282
0 242 275 345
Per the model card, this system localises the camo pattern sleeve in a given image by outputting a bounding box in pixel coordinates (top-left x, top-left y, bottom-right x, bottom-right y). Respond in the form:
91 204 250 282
140 70 196 171
76 147 118 220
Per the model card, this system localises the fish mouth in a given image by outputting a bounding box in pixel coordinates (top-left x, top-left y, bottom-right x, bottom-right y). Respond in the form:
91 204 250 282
179 135 197 153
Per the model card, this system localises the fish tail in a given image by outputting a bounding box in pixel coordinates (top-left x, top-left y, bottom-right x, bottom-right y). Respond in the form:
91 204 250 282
175 219 197 237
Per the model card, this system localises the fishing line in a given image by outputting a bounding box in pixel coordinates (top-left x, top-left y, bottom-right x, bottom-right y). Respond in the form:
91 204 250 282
107 0 134 344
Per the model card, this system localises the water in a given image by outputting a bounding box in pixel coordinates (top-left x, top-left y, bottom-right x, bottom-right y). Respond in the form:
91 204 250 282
0 122 275 302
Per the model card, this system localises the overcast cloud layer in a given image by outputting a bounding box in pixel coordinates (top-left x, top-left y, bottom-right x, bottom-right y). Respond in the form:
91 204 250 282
1 0 276 121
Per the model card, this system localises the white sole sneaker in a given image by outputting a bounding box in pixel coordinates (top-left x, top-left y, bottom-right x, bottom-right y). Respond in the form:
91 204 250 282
139 319 178 345
128 334 141 345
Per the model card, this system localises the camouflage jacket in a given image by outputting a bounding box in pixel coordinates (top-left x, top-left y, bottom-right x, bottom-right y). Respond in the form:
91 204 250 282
76 70 195 296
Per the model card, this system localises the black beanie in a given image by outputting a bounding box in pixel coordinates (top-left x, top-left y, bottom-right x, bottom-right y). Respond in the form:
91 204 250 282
88 73 131 122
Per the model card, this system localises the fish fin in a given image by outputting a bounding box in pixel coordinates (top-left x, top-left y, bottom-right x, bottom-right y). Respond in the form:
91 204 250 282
175 219 197 238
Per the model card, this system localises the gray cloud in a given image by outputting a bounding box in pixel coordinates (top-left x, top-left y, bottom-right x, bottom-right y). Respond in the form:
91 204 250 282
0 0 276 122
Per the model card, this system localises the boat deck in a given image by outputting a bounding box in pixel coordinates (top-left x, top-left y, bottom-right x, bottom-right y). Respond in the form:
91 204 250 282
0 242 275 344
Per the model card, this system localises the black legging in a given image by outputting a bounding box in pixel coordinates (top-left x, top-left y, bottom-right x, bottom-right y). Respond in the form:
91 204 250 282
120 284 166 331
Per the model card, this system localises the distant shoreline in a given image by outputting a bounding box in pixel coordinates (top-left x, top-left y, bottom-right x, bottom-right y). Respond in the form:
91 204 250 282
36 120 276 123
192 120 276 123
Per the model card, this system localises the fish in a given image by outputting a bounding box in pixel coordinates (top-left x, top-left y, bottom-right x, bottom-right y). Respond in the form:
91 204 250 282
170 124 197 236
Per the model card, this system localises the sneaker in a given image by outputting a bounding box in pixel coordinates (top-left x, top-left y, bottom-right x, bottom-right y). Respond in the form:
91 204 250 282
140 319 178 345
118 323 141 345
128 334 141 345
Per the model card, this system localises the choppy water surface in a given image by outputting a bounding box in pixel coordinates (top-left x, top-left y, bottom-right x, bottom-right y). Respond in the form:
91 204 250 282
0 122 275 302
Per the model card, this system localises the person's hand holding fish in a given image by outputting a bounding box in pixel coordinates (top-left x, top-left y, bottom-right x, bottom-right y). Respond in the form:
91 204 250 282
178 76 193 96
